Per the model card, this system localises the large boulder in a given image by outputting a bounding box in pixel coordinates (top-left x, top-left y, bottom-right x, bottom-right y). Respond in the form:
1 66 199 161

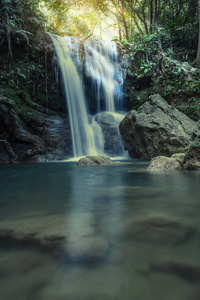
119 94 199 159
146 156 182 172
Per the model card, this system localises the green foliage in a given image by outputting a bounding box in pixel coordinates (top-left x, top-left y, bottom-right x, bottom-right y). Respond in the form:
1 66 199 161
0 60 44 90
158 56 200 98
2 87 35 122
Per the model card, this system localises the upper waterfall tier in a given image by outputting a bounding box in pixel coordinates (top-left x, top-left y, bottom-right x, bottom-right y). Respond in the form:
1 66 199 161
84 40 124 112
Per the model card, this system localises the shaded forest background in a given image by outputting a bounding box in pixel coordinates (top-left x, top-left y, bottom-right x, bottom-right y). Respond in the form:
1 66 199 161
0 0 200 121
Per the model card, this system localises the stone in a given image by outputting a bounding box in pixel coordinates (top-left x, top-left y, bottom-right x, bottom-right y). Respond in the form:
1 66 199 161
95 112 124 156
171 153 185 164
0 96 72 162
119 94 199 159
183 135 200 170
119 215 195 245
0 96 46 161
146 135 200 171
77 155 114 166
0 213 109 262
146 156 182 172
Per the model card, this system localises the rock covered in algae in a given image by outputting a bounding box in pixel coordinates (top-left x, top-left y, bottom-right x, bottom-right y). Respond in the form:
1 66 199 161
77 155 114 166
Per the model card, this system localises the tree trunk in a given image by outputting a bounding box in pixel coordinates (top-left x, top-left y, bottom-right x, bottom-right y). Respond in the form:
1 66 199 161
196 0 200 67
116 0 122 41
155 0 164 72
121 0 129 40
153 0 165 92
149 0 153 34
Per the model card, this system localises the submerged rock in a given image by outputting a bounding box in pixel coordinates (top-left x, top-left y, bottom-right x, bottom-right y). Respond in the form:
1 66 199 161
119 94 199 159
0 213 108 262
119 215 195 245
77 155 114 166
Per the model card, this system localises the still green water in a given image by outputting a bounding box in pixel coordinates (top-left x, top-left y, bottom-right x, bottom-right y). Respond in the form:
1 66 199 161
0 161 199 300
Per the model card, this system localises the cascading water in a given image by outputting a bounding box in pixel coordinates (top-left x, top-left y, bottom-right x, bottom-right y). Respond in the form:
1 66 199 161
50 34 126 158
84 40 124 112
84 39 127 157
50 34 104 158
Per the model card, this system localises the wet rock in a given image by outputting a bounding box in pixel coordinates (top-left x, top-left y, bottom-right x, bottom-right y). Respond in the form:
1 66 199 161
38 115 72 160
0 95 72 162
119 94 199 159
183 135 200 170
95 112 124 156
171 153 185 164
77 155 114 166
0 96 46 161
146 136 200 171
119 215 195 245
146 156 182 172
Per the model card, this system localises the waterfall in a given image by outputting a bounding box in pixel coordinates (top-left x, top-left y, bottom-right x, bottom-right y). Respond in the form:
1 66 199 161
84 40 124 112
50 34 104 158
50 34 126 158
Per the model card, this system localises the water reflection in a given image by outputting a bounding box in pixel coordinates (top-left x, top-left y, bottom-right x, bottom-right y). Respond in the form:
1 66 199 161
0 162 200 300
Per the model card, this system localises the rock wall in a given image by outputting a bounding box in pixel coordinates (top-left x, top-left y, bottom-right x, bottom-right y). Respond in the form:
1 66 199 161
0 96 72 162
119 94 200 159
0 1 72 162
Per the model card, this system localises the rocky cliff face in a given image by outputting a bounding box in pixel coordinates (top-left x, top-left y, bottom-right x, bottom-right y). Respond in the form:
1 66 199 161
0 1 72 162
119 94 200 159
0 96 72 162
